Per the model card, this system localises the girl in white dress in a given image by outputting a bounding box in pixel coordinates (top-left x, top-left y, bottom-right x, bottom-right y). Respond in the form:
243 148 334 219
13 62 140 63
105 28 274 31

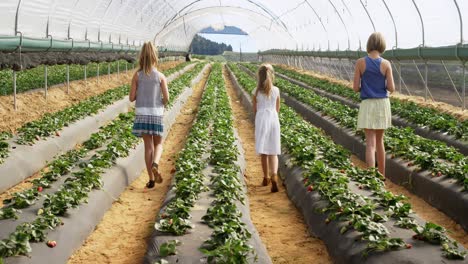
253 64 281 193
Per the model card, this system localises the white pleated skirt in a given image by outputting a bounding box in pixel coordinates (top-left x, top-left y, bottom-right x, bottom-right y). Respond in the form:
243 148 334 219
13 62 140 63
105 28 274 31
357 98 392 130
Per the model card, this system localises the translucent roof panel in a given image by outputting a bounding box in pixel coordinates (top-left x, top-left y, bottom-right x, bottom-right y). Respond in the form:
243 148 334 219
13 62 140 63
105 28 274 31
0 0 465 51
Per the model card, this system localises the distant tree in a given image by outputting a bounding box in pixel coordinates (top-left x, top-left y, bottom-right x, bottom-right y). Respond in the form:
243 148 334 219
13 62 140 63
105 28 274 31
190 35 233 55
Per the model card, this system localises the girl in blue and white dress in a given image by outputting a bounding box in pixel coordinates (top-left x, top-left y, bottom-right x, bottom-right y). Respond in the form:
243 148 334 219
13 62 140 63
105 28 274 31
129 42 169 188
253 64 281 193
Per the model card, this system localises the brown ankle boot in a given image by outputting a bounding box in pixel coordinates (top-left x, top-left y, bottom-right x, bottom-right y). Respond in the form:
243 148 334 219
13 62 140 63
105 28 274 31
271 174 279 193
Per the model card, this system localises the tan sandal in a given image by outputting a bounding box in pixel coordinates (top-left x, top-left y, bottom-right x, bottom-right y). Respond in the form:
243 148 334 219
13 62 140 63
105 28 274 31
152 162 163 184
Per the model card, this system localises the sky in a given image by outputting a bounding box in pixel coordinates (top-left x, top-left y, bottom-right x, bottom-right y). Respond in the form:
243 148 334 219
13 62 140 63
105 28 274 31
198 33 258 53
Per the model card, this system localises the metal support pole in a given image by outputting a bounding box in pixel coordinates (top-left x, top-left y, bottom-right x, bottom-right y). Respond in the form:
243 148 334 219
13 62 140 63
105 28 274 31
125 63 128 74
84 65 87 84
440 60 463 104
45 66 48 99
108 63 110 80
398 61 402 93
66 64 70 94
117 61 120 77
412 60 434 101
97 63 100 84
13 71 17 110
463 62 466 110
424 61 429 101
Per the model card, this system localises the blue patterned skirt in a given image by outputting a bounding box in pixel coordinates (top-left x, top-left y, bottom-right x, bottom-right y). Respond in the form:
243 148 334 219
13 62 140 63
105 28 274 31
132 115 164 137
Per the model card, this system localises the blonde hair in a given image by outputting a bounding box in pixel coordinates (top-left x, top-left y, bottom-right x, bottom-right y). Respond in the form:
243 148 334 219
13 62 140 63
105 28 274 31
257 64 275 97
366 32 386 53
138 42 159 75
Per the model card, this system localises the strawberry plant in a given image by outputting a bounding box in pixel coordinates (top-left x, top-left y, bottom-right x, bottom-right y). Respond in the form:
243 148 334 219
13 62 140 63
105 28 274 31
229 64 467 260
200 64 254 263
268 64 468 141
159 240 181 257
232 63 468 190
155 63 215 236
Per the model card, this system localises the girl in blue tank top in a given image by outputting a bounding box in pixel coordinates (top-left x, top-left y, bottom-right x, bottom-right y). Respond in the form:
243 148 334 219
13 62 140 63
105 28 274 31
353 32 395 177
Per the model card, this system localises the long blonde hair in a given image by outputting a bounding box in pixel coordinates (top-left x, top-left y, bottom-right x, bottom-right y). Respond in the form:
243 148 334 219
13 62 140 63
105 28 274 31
257 64 275 97
138 42 159 75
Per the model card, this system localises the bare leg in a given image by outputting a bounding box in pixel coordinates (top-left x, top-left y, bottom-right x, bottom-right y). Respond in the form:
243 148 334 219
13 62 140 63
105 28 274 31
261 154 269 186
268 155 278 175
142 135 155 182
375 129 386 176
365 129 376 168
153 136 164 165
269 155 279 192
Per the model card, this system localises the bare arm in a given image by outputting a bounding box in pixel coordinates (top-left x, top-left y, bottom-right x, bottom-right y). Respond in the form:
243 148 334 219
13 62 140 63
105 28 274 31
384 60 395 93
353 59 363 93
276 94 280 113
253 95 257 114
129 73 138 102
159 72 169 107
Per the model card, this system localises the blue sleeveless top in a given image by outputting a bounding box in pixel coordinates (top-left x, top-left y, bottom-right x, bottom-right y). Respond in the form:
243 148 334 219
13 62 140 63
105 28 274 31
360 56 387 99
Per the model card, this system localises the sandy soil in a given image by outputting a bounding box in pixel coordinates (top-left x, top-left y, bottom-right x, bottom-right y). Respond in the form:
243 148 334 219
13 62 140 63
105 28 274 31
223 66 332 264
350 155 468 248
277 64 468 121
0 61 182 133
67 65 210 264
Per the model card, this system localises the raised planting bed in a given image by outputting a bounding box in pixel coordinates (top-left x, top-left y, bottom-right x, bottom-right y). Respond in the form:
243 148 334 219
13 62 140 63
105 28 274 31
0 64 211 264
145 63 271 264
241 63 468 155
226 64 467 263
0 62 200 193
231 63 468 232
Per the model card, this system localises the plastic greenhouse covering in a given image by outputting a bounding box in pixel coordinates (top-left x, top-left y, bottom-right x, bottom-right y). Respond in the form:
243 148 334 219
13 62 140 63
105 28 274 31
0 0 467 52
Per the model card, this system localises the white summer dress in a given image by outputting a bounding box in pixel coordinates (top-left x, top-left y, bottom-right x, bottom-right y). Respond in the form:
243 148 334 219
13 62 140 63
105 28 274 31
254 86 281 155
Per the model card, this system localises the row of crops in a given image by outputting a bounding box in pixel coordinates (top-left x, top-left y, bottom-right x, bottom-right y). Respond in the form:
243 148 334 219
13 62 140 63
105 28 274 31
152 64 257 263
0 62 206 261
238 63 468 191
0 60 132 95
227 63 466 260
0 62 196 165
242 63 468 142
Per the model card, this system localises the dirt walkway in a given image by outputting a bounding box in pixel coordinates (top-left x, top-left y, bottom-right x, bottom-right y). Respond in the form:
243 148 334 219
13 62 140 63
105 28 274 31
0 61 181 133
350 156 468 248
67 65 210 264
223 66 332 264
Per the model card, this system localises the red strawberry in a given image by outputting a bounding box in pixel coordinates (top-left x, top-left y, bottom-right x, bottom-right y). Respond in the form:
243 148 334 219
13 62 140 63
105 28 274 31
406 244 412 249
55 131 60 137
46 240 57 248
169 219 173 225
325 218 331 224
391 155 395 159
437 171 442 177
338 208 344 213
35 135 41 141
358 185 363 189
340 169 345 173
407 162 413 167
307 185 314 192
37 186 43 192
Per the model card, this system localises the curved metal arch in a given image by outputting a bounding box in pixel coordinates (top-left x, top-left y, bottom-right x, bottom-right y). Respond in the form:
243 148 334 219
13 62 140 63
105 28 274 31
14 0 22 35
359 0 375 32
411 0 425 47
304 0 330 50
154 6 293 49
154 5 294 42
453 0 463 44
160 0 290 34
381 0 398 48
327 0 350 50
